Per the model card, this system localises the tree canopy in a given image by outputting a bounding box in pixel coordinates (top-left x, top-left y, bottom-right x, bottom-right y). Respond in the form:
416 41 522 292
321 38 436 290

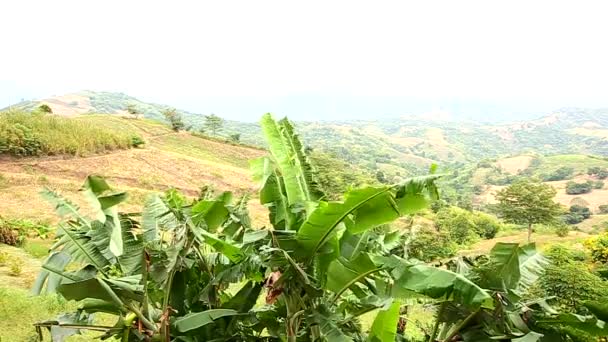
494 179 562 241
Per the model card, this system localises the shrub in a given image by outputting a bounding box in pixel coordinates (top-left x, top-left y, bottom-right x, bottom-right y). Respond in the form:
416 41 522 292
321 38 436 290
472 211 502 239
599 204 608 214
542 166 574 181
555 224 569 237
436 206 480 244
591 180 604 189
588 166 608 180
131 135 145 147
8 259 23 276
535 245 608 313
37 104 53 114
0 251 8 265
585 233 608 264
565 181 592 195
564 205 592 224
407 226 458 262
0 122 42 156
0 227 21 246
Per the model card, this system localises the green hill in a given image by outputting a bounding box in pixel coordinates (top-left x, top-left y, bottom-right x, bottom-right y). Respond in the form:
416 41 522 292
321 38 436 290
7 91 608 181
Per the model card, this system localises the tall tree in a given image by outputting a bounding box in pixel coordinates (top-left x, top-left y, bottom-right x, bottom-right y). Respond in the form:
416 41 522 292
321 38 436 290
494 179 562 241
203 114 224 135
162 108 185 131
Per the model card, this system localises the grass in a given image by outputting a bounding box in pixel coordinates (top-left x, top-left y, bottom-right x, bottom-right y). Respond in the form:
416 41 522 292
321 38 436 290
0 111 143 156
23 239 52 259
0 286 119 341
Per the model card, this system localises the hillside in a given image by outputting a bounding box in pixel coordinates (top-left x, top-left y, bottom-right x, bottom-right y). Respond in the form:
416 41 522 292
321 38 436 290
467 154 608 213
8 92 608 181
0 115 269 225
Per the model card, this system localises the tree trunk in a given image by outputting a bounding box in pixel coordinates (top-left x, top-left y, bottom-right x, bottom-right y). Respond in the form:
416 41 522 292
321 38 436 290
527 223 532 242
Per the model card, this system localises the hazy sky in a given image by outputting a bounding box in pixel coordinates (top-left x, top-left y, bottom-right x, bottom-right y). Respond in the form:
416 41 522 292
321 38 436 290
1 1 608 121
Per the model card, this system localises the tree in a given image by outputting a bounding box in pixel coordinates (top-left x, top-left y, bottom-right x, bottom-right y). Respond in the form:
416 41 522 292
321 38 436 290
38 104 53 114
495 179 562 241
203 114 224 135
228 133 240 143
162 108 185 131
125 104 142 119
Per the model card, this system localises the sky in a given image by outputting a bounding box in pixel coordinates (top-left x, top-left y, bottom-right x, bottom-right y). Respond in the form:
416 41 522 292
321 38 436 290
1 0 608 122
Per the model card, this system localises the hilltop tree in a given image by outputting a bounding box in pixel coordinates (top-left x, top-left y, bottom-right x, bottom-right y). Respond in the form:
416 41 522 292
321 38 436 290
203 113 224 135
162 108 185 131
495 179 562 241
37 104 52 114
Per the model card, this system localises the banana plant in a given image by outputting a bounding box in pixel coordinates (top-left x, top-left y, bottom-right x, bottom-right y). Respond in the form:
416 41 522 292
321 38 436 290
32 177 268 341
424 242 608 342
250 114 497 341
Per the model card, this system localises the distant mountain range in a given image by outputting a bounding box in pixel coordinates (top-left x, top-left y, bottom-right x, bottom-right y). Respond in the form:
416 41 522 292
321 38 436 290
6 91 608 177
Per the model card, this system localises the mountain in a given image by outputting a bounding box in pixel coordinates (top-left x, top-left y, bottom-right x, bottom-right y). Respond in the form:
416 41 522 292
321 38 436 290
7 91 608 179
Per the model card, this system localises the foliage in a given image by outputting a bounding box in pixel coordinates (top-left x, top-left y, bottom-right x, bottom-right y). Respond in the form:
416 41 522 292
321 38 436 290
435 207 479 244
162 107 185 131
0 251 8 265
0 227 22 246
0 111 143 156
563 205 592 225
37 104 53 114
532 245 608 314
494 179 562 241
566 181 592 195
584 233 608 264
203 114 224 135
555 224 569 237
309 151 375 200
541 166 574 181
407 226 458 262
588 166 608 180
599 204 608 214
435 207 502 244
229 133 241 143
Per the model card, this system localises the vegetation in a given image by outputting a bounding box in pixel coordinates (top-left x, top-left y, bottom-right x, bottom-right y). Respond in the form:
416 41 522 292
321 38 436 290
541 166 574 181
0 111 144 156
203 113 224 135
494 179 562 241
38 104 53 114
599 204 608 214
563 205 592 224
588 166 608 179
162 108 185 131
566 181 593 195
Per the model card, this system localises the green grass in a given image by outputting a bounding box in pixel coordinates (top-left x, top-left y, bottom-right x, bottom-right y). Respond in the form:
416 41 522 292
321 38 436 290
23 240 52 259
0 111 143 156
0 287 119 341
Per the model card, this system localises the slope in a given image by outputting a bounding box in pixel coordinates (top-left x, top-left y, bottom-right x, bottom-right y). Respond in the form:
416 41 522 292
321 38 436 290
0 115 268 225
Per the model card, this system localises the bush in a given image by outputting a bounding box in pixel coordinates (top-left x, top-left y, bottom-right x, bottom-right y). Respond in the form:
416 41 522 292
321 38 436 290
565 181 592 195
0 228 22 246
555 224 569 237
131 135 145 147
0 251 8 265
542 166 574 181
407 226 458 262
584 233 608 264
535 245 608 313
591 180 604 189
588 166 608 180
472 211 502 239
599 204 608 214
436 206 479 244
0 122 42 156
564 205 592 224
